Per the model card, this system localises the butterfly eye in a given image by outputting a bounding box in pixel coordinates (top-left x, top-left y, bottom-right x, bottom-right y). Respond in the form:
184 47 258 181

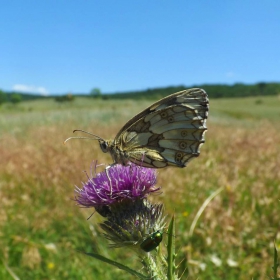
99 141 109 153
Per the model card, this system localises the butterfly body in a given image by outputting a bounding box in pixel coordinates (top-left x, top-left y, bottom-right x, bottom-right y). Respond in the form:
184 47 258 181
95 88 209 168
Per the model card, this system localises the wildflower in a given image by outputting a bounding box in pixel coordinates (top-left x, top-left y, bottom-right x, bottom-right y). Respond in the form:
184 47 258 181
76 163 165 251
199 262 207 271
210 254 222 267
44 243 57 253
183 211 188 217
75 163 159 209
47 262 55 270
227 258 238 267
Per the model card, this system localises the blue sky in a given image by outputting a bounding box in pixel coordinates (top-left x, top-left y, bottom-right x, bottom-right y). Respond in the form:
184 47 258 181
1 1 279 95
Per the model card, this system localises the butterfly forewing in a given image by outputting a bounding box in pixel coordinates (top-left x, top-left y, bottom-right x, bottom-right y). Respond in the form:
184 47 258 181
112 88 209 168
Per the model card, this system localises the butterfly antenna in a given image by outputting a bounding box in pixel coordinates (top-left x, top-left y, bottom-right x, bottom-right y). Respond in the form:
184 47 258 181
64 130 104 144
73 129 104 140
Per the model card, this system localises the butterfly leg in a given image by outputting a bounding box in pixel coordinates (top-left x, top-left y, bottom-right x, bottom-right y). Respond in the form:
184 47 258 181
105 163 118 196
140 153 146 167
105 166 113 196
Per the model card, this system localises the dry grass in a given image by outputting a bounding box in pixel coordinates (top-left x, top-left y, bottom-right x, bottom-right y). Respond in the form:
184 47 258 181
0 96 279 279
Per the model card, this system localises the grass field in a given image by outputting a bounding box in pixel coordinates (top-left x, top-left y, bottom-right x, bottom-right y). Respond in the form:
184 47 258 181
1 95 280 279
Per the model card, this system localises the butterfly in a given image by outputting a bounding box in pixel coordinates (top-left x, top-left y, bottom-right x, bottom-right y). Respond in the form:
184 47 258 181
65 88 209 168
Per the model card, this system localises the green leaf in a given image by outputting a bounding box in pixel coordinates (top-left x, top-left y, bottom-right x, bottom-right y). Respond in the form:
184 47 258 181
83 252 150 279
271 244 280 280
167 215 175 280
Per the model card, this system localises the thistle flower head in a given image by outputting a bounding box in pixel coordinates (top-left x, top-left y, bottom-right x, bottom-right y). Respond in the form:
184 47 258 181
75 163 159 209
75 162 165 253
100 199 166 251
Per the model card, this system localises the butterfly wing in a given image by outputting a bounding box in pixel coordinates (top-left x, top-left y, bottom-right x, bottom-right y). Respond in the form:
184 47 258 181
114 88 209 168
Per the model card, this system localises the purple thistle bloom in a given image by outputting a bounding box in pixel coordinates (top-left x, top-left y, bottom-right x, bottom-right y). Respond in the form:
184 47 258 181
75 163 159 208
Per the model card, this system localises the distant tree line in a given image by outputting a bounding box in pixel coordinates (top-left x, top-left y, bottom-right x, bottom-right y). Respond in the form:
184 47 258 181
0 82 280 104
0 90 23 105
105 82 280 100
199 82 280 98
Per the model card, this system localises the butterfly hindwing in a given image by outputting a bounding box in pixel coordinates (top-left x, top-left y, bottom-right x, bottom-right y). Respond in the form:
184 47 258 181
113 88 209 168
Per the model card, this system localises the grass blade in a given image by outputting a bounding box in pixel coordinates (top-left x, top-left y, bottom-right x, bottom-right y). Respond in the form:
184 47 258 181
189 187 223 237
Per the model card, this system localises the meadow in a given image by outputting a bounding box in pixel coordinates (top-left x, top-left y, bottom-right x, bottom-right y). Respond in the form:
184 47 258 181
0 94 280 279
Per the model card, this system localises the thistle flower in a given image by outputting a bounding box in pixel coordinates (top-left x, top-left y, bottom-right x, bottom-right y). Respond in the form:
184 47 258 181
100 199 166 250
75 163 165 251
74 162 179 279
75 163 159 208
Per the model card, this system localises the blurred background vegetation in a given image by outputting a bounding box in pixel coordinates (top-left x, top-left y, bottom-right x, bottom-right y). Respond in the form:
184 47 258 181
0 86 279 279
1 82 280 104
